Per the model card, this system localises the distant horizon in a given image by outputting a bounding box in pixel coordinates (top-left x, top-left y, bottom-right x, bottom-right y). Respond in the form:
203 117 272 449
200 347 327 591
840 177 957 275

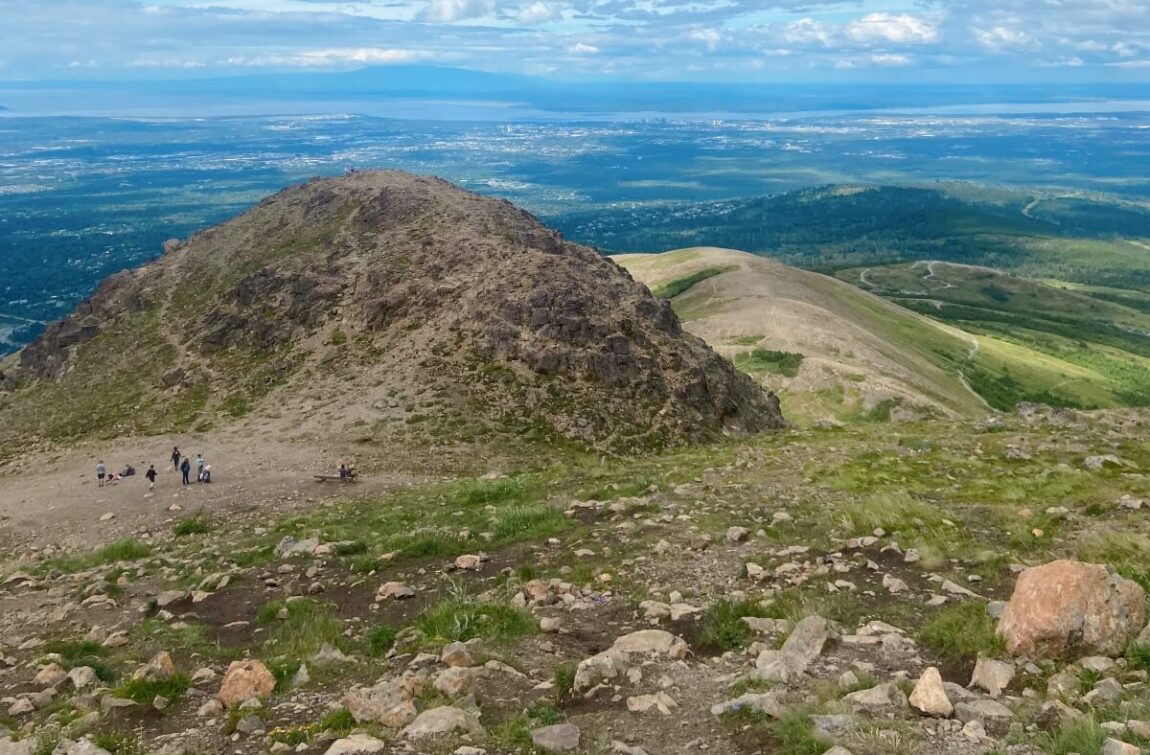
3 65 1150 120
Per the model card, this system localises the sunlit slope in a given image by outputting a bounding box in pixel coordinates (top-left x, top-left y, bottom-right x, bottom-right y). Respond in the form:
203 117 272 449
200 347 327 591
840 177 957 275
615 247 990 419
839 260 1150 410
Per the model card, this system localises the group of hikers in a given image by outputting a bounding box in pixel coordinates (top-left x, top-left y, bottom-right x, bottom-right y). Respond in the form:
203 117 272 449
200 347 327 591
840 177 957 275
94 446 212 491
172 447 211 485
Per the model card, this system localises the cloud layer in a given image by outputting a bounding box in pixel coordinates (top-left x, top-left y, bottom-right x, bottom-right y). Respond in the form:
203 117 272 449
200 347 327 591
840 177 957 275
0 0 1147 81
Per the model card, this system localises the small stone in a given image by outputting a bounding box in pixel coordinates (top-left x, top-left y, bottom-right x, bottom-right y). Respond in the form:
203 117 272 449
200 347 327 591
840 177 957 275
726 526 749 543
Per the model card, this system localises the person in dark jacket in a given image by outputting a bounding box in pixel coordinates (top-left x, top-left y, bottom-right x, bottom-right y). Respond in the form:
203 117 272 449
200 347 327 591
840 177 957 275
171 447 181 471
146 464 157 491
180 456 191 485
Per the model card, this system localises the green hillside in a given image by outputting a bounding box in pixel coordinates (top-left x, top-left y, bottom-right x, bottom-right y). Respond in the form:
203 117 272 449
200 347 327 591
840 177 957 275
838 261 1150 410
560 183 1150 291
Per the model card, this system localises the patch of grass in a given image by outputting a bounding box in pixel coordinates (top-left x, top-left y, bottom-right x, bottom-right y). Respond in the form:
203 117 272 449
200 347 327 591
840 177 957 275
917 602 1004 662
452 476 533 506
41 640 117 683
414 598 537 645
319 707 356 734
173 516 210 537
697 599 768 652
735 349 805 378
267 659 303 692
553 661 578 702
488 701 565 751
258 599 346 659
332 540 367 556
1127 642 1150 673
493 504 567 542
1036 717 1106 755
1077 532 1150 591
651 266 735 299
97 539 153 563
91 732 145 755
768 709 833 755
364 625 398 658
115 673 191 705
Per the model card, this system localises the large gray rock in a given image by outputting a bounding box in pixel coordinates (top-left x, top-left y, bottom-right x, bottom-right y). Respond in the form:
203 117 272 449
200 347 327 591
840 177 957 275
402 706 483 739
344 677 420 727
531 724 581 753
0 738 36 755
843 682 907 712
325 734 387 754
753 615 828 683
969 657 1014 698
954 699 1014 724
573 630 687 692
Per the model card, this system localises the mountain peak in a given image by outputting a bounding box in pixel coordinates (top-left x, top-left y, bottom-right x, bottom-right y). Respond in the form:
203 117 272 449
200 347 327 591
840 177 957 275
2 171 781 454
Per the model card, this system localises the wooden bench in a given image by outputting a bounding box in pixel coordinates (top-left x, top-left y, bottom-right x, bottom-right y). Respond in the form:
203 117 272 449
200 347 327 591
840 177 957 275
313 473 358 483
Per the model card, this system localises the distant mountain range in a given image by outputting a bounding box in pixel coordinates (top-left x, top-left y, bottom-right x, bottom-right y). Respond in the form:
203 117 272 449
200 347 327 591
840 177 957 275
5 66 1149 114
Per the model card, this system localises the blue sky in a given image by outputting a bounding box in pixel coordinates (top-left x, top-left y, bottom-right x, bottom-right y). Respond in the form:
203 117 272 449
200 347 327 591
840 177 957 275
1 0 1147 82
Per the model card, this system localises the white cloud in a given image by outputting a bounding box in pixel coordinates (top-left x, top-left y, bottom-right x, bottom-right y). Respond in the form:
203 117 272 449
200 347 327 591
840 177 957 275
845 13 938 45
869 52 912 66
567 42 599 54
690 28 721 51
417 0 495 23
783 18 830 46
516 1 559 24
972 25 1036 52
225 48 436 67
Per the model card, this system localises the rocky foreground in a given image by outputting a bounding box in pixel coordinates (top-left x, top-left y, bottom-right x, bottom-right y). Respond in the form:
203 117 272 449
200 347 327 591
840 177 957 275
1 406 1150 755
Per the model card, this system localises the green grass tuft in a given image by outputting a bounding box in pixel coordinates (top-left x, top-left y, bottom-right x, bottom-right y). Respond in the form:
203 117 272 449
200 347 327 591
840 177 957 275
115 673 190 705
415 598 537 645
917 602 1004 662
173 516 210 537
697 599 768 652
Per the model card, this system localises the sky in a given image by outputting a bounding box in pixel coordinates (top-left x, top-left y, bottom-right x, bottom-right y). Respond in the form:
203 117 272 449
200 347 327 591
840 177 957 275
1 0 1148 83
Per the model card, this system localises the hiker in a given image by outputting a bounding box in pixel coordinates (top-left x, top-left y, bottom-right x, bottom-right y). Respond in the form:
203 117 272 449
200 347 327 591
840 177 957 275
96 460 106 487
121 464 136 477
338 463 351 481
201 464 212 484
171 446 181 471
180 455 191 485
145 464 157 491
195 453 204 482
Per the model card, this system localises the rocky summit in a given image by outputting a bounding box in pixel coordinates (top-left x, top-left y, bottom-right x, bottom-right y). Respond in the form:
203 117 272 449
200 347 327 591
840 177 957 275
0 171 779 455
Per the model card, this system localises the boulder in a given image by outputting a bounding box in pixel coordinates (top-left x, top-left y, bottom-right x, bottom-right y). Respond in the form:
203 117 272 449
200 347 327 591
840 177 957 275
753 615 827 682
531 724 580 753
132 651 176 682
344 677 421 727
325 734 387 754
909 667 952 718
710 692 784 718
954 700 1014 725
997 560 1147 659
402 706 483 738
843 682 907 712
969 657 1014 698
611 630 687 659
1100 739 1140 755
217 660 276 708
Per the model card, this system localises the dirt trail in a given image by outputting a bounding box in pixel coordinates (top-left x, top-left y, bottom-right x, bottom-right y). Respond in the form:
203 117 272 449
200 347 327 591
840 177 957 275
0 433 425 556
